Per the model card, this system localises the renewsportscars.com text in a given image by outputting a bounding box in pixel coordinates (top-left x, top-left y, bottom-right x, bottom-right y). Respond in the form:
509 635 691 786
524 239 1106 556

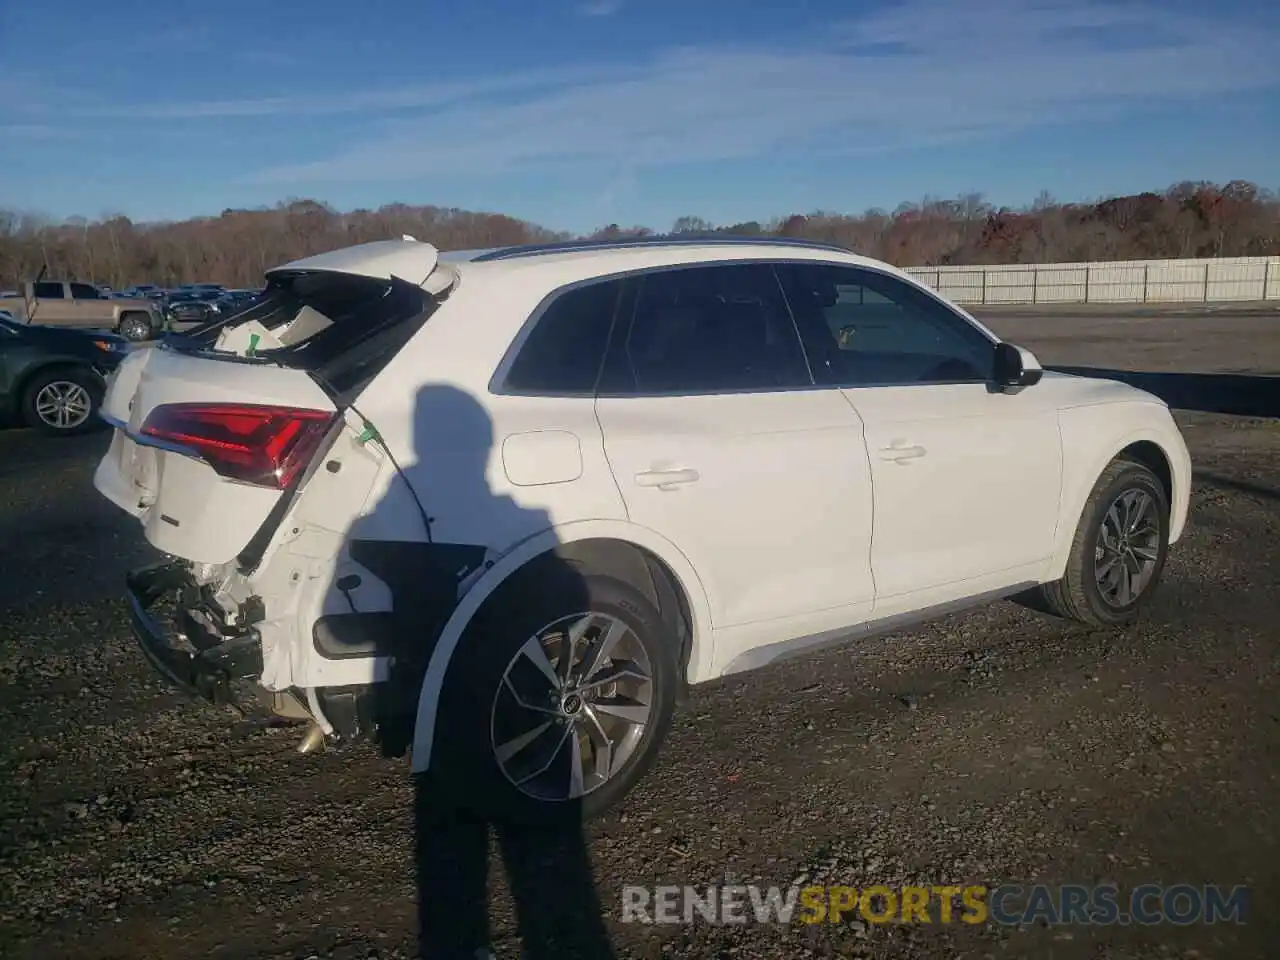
620 883 1249 927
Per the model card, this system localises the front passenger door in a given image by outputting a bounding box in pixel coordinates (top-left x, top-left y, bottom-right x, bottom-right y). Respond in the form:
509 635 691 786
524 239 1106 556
777 263 1062 605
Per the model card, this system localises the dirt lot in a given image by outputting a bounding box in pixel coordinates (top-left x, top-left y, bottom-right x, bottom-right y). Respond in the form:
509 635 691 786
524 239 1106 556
1 305 1277 960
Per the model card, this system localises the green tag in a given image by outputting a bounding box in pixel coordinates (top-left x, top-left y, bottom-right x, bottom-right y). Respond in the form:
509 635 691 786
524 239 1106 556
247 333 260 356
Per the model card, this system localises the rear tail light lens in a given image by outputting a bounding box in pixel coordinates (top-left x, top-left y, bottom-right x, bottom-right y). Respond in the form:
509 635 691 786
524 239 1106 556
140 403 335 489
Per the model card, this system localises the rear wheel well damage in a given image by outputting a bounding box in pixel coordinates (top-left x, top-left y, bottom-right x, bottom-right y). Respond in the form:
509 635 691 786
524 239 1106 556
308 536 697 760
416 536 696 768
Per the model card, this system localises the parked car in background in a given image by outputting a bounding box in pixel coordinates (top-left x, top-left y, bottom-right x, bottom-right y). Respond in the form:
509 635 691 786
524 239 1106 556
0 310 130 435
0 281 164 342
92 236 1192 825
173 282 226 296
120 284 166 300
218 288 264 314
162 289 230 328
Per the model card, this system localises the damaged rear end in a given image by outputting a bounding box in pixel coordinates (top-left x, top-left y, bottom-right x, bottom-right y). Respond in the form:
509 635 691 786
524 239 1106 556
94 240 457 744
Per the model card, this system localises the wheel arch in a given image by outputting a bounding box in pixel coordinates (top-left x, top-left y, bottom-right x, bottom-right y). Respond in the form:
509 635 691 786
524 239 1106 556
408 519 714 773
1046 414 1188 583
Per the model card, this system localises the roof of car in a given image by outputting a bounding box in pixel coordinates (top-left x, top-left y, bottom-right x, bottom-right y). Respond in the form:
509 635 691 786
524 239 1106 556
273 236 906 292
443 235 854 262
435 236 903 284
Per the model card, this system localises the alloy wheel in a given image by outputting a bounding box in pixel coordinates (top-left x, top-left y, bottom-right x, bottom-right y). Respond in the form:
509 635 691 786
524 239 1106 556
490 612 654 802
34 380 93 431
1093 487 1161 607
120 316 152 341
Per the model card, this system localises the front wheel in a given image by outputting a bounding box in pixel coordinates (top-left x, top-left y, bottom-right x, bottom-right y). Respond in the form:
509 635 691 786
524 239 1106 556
430 560 679 826
1031 457 1170 627
22 367 104 436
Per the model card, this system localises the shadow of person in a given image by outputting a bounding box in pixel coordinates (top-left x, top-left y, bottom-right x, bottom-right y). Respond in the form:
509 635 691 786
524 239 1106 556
338 384 617 960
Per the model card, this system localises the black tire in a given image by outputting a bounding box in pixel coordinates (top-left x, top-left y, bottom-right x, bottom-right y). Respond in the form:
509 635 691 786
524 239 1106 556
1031 457 1170 627
117 311 155 342
428 558 679 826
21 366 104 437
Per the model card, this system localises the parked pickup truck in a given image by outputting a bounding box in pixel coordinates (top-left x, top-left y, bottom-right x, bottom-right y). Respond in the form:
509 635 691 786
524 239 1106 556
0 280 165 342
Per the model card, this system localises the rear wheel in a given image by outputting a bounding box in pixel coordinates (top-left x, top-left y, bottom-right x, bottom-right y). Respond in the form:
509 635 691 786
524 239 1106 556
22 367 103 436
117 312 155 342
1032 457 1170 627
429 559 678 826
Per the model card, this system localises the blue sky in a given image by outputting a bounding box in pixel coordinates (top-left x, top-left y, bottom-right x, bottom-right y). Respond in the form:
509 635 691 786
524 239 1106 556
2 0 1278 234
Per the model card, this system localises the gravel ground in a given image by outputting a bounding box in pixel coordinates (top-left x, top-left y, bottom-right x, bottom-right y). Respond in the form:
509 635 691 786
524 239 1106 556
1 306 1277 960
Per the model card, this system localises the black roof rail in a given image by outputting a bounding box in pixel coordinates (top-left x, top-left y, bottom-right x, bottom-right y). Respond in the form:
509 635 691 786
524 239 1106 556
470 235 855 262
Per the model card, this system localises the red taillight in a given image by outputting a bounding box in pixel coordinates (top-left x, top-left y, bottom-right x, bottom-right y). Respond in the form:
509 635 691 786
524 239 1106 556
140 403 335 489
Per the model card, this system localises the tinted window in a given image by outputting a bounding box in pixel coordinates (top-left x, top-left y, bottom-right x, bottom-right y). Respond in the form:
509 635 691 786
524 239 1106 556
69 283 102 299
504 279 622 394
777 264 995 386
33 282 64 299
603 263 811 395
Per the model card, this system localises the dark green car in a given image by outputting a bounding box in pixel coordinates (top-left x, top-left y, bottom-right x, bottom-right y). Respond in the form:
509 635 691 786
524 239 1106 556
0 312 131 436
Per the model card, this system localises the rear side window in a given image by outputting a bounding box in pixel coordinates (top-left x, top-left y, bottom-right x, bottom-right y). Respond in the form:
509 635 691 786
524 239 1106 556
601 263 812 395
33 282 64 299
502 279 623 395
69 283 102 299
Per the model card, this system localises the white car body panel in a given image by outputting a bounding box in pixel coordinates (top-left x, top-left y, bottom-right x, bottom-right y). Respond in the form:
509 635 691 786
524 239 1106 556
841 381 1063 600
267 239 442 286
94 346 336 564
595 388 876 633
88 238 1195 782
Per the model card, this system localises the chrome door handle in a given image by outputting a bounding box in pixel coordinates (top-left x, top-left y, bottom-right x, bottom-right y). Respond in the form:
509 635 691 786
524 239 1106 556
634 468 700 489
878 444 926 463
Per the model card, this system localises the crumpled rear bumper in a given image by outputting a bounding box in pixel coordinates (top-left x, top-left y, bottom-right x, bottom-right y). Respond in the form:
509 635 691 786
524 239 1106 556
125 561 264 705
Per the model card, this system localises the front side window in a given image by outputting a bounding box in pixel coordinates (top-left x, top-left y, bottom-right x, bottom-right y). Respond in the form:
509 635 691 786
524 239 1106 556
601 263 811 395
776 263 995 386
69 283 102 300
502 279 623 394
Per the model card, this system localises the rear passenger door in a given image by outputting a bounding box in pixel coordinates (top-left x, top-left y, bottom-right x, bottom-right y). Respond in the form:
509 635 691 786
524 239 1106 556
593 262 876 655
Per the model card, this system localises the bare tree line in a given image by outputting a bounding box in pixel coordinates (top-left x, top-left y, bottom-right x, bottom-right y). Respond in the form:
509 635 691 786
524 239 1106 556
1 180 1276 289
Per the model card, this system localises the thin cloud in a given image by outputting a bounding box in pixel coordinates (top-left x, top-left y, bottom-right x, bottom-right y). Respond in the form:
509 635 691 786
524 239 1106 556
8 0 1279 184
0 124 81 141
22 64 636 121
240 0 1280 185
578 0 624 15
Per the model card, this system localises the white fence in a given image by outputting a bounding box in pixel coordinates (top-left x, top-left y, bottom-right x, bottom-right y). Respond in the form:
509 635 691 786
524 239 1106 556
903 256 1280 306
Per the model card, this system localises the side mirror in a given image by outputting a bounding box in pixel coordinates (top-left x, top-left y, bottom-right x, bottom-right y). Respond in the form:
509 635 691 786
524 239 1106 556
993 342 1043 390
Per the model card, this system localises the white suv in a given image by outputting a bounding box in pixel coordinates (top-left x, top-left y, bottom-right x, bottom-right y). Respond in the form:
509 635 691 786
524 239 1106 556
93 237 1192 823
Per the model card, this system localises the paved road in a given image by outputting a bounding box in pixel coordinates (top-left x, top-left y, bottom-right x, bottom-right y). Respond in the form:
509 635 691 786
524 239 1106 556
972 302 1280 376
1 309 1278 960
